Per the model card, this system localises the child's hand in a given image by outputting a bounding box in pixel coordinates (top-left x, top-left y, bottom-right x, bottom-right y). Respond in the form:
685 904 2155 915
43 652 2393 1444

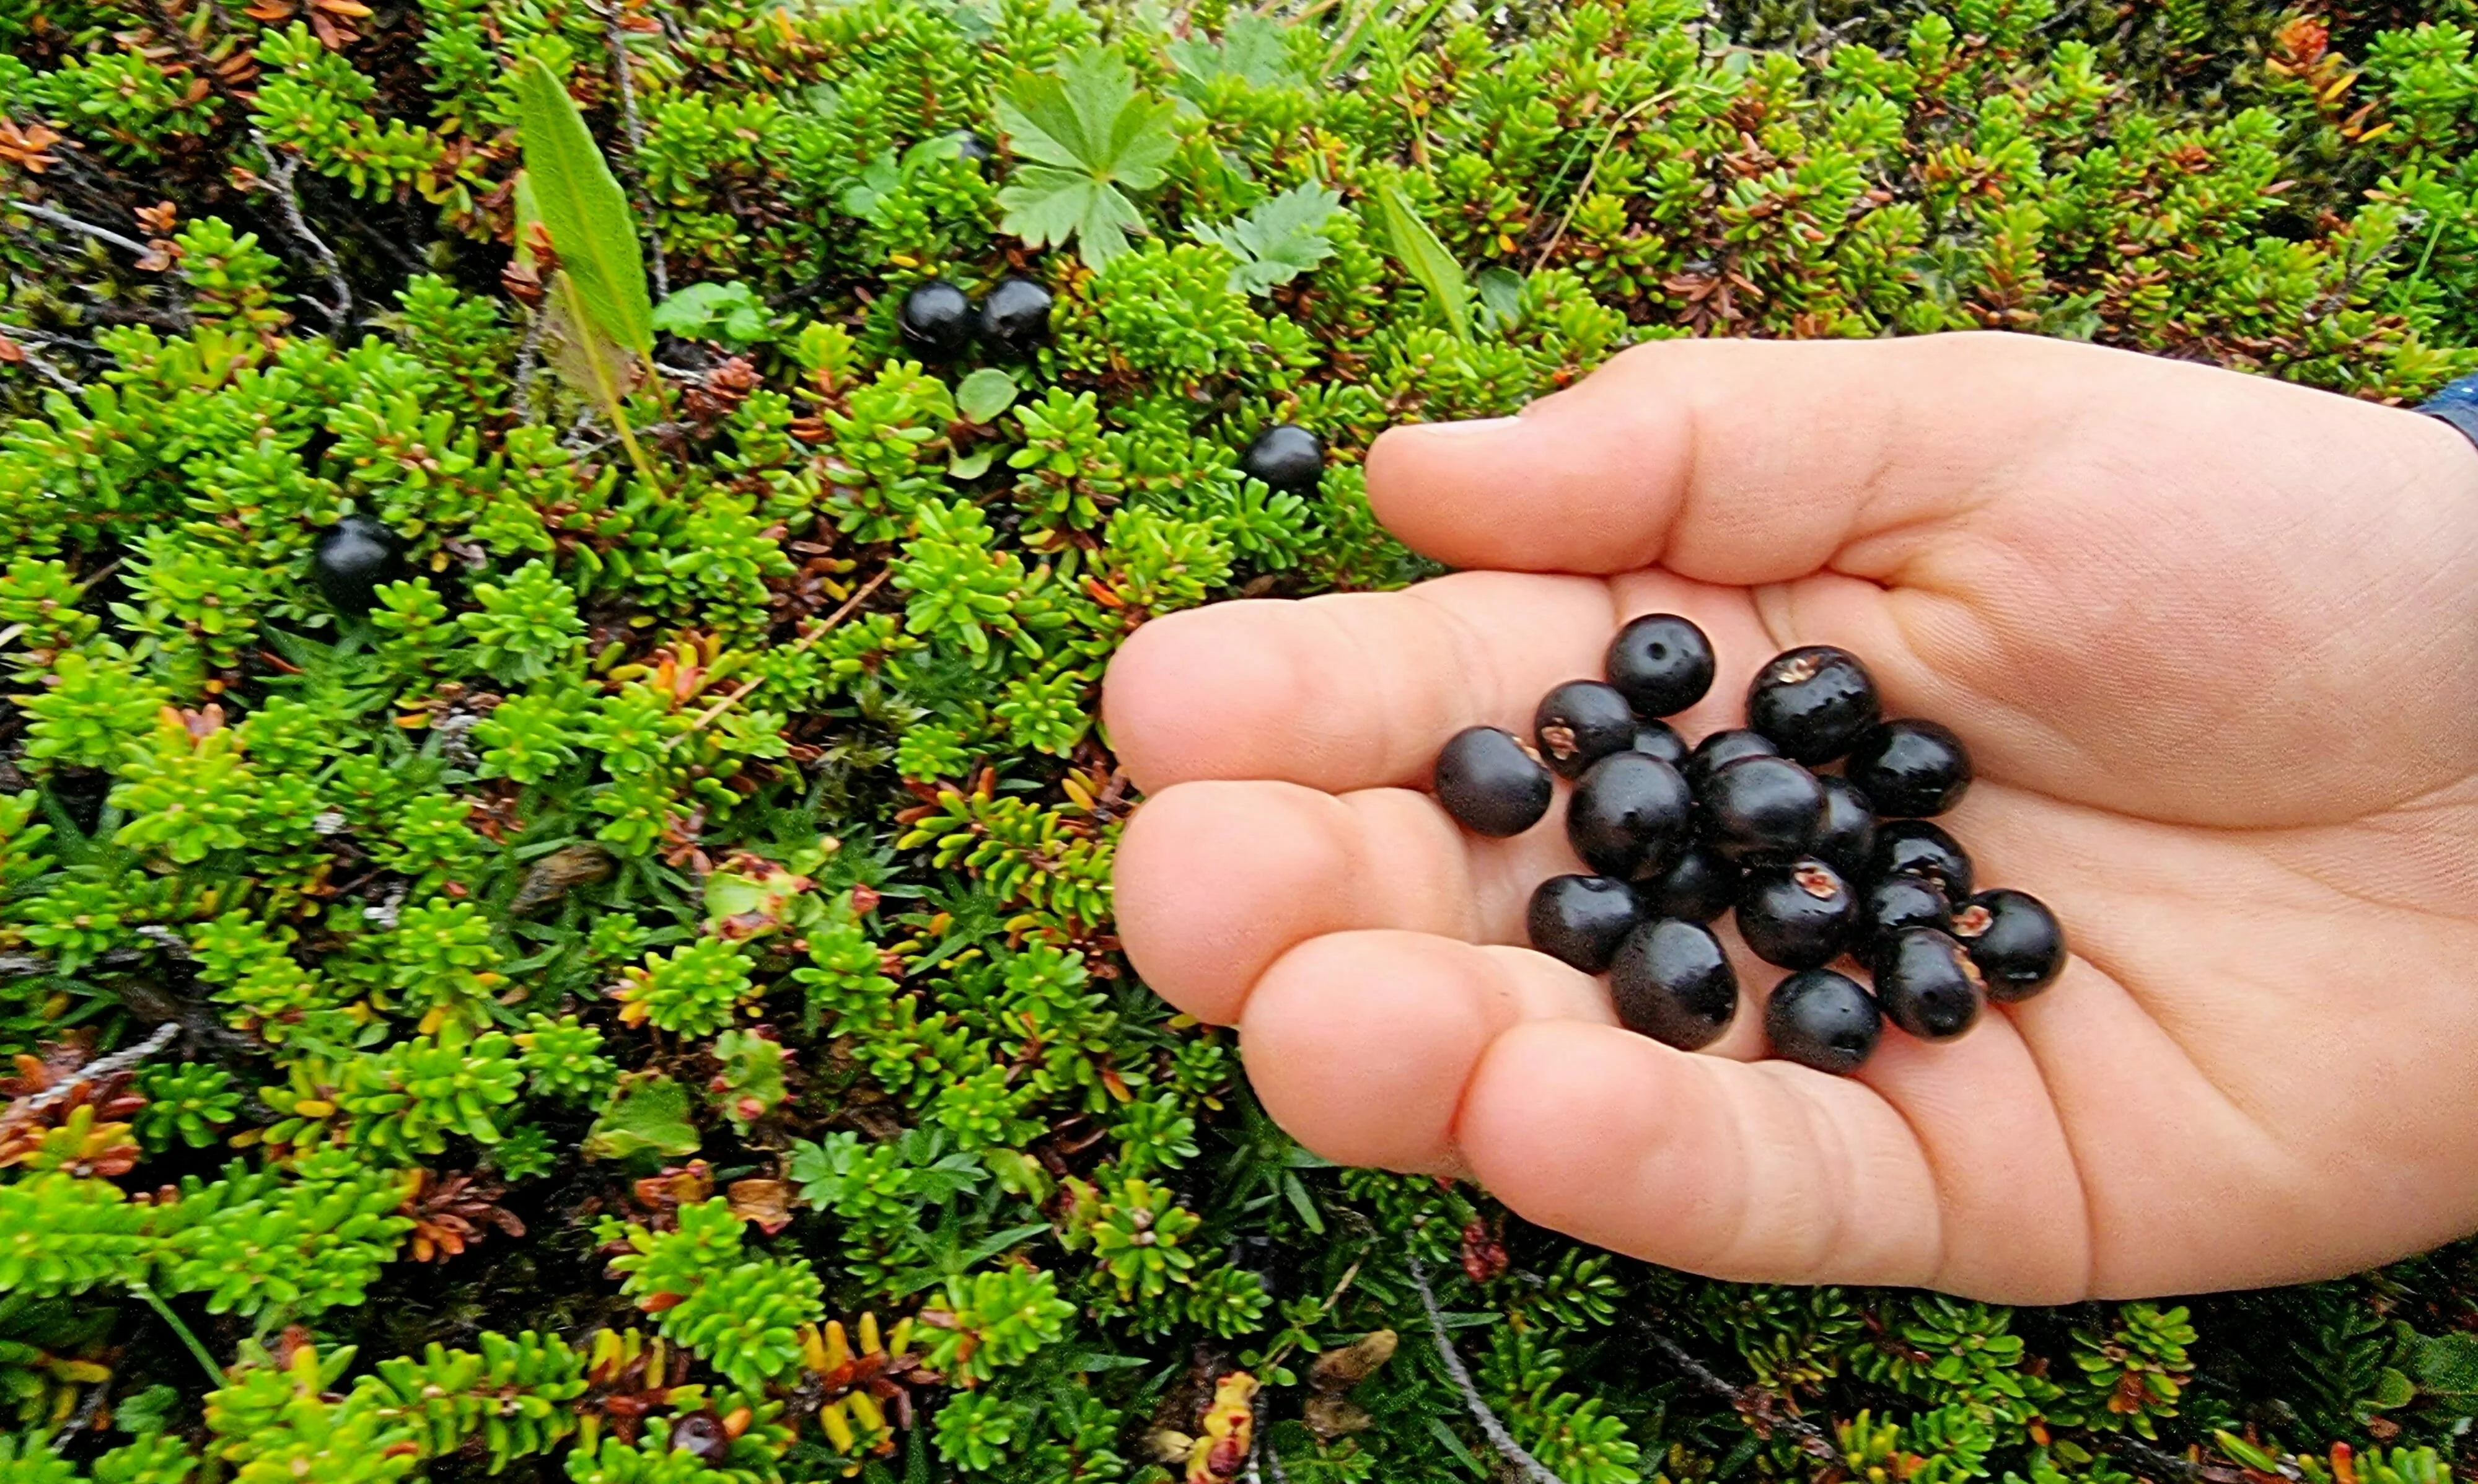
1101 331 2478 1304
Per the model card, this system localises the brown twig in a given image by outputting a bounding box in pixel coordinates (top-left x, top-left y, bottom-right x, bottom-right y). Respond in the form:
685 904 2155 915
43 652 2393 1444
662 568 894 750
1404 1252 1571 1484
253 136 353 328
1638 1325 1841 1465
3 198 154 258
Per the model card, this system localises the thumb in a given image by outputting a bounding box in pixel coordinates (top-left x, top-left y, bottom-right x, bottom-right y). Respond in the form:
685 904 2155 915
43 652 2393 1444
1363 330 2348 584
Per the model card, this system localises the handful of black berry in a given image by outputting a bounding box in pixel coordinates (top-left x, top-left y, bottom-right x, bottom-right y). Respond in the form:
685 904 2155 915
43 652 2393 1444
1431 616 2065 1077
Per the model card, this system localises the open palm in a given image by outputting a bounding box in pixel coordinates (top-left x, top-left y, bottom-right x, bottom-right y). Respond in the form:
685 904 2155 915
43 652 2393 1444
1101 332 2478 1304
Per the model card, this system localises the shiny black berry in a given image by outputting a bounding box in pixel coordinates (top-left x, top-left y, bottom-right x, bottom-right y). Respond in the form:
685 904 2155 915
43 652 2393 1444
1239 424 1325 496
1861 873 1952 955
897 279 975 359
1605 613 1715 718
312 514 402 615
977 276 1053 357
1433 726 1552 838
1633 843 1739 923
950 129 995 164
1746 646 1880 764
1765 969 1881 1076
1567 752 1694 878
1868 819 1974 900
1632 720 1689 768
1527 875 1643 975
1699 754 1824 866
1685 727 1779 792
1871 927 1984 1041
1534 680 1638 780
1812 775 1878 880
1846 719 1973 817
1951 889 2066 1001
1736 858 1856 970
1610 918 1738 1051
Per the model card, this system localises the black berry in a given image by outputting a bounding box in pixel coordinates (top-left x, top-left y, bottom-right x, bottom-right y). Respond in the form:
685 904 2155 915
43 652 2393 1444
1871 927 1984 1041
1239 424 1325 496
1698 754 1824 866
1736 858 1856 970
1632 720 1689 768
1685 727 1779 792
1566 752 1694 878
1527 875 1643 975
1633 843 1739 923
1860 873 1953 955
312 514 402 615
1533 680 1638 780
1868 820 1974 900
1747 645 1880 763
950 129 994 164
1765 969 1881 1076
1610 918 1738 1051
897 279 975 359
1812 775 1878 880
977 276 1054 357
1433 726 1553 838
1951 889 2066 1001
1846 719 1973 817
1605 613 1715 718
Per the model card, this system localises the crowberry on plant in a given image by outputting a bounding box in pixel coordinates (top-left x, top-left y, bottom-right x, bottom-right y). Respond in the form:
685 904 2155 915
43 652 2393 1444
1952 889 2067 1001
1765 970 1881 1076
1432 726 1552 838
978 276 1054 357
1609 918 1736 1051
1533 680 1638 779
1871 927 1984 1040
312 515 402 616
898 279 975 359
1527 875 1642 974
1846 719 1973 817
1604 613 1714 718
1747 646 1879 763
1736 858 1855 970
1238 424 1325 496
1566 752 1693 878
1699 754 1823 865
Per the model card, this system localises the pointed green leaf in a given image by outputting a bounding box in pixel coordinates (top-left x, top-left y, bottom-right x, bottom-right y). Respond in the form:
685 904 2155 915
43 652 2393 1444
1476 265 1524 326
1372 181 1472 345
514 55 652 356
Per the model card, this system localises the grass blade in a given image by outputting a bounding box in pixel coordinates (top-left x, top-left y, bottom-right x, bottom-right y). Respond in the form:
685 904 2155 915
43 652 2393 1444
516 55 652 356
1372 180 1472 345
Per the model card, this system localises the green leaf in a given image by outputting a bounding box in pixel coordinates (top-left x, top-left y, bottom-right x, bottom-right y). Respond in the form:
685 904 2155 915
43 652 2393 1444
582 1073 701 1161
948 447 997 480
514 55 652 356
1476 265 1524 327
2417 1332 2478 1395
651 281 770 348
1208 182 1343 295
995 48 1178 266
1371 180 1471 345
956 367 1020 423
1169 13 1300 97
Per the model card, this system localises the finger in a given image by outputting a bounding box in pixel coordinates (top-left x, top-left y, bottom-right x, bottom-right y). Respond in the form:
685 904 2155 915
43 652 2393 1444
1102 569 1772 794
1237 930 1614 1173
1115 779 1572 1025
1117 778 1773 1059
